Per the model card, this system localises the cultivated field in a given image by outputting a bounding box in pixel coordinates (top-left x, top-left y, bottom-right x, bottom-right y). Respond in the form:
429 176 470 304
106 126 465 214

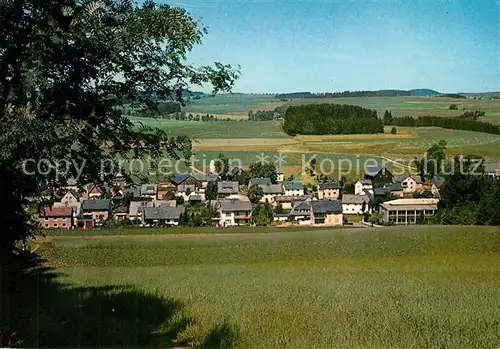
34 226 500 348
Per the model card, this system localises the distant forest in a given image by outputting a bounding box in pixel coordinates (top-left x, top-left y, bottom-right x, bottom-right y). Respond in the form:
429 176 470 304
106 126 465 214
392 116 500 135
275 89 440 99
282 104 384 136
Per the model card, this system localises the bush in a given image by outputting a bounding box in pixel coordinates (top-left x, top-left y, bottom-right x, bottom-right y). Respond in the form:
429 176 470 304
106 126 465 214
449 104 458 110
391 127 397 134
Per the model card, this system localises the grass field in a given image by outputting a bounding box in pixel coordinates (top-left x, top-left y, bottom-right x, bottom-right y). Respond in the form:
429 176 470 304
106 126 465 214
182 94 500 124
34 225 500 348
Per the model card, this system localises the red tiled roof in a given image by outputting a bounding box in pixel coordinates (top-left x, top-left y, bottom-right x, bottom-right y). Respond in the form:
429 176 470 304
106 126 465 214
41 206 73 217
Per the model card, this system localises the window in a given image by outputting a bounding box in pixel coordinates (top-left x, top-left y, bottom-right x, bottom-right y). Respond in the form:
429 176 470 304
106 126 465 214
45 224 49 228
54 224 58 228
62 223 66 227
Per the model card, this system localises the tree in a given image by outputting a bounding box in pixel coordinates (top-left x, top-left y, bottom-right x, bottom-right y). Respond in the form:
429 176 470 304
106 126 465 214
248 184 264 204
205 181 218 201
449 104 458 110
252 202 273 226
214 153 229 180
0 0 239 268
383 110 394 125
391 127 397 134
162 191 176 200
184 202 216 227
275 202 284 214
248 162 277 183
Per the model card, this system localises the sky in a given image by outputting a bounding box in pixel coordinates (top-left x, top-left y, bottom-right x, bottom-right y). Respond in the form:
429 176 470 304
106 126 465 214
164 0 500 93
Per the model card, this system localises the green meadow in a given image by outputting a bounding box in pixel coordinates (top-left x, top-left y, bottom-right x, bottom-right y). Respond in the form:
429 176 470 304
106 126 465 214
33 226 500 348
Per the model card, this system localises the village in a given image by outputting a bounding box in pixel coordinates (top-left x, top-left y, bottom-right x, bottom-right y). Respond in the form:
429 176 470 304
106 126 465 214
36 161 471 230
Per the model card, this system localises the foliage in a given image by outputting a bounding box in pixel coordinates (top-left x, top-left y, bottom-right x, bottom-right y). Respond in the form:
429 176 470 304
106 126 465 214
439 93 467 99
248 184 264 204
275 202 284 214
275 89 440 99
368 212 382 224
282 104 383 136
459 110 486 120
247 162 277 184
205 181 218 201
214 153 230 180
391 126 397 134
436 174 500 225
251 202 273 226
0 0 239 267
392 116 500 135
449 104 458 110
383 110 394 125
183 203 216 227
163 191 176 200
247 105 287 121
175 196 185 206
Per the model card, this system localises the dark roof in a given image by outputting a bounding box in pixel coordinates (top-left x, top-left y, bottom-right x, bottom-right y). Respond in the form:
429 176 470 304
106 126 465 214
229 167 245 177
189 195 202 201
385 182 404 191
374 187 390 196
318 182 339 190
218 199 252 212
432 176 446 188
217 181 239 194
260 183 284 194
82 199 111 211
275 168 284 174
311 200 342 213
248 178 272 187
290 199 312 216
143 206 184 220
283 181 304 191
364 166 383 177
393 175 408 183
341 194 370 205
171 174 191 185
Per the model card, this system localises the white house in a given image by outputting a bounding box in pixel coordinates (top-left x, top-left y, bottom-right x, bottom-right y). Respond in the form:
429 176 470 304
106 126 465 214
217 199 252 227
342 194 370 215
355 180 373 196
283 181 304 196
393 176 424 194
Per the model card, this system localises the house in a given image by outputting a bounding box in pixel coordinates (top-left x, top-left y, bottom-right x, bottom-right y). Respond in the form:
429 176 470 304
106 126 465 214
157 183 176 200
283 181 304 196
355 180 373 196
379 198 439 225
273 213 289 222
192 173 219 189
53 190 82 220
228 167 247 185
317 182 340 200
311 200 343 226
39 206 73 229
274 194 312 210
342 194 370 215
128 201 154 221
111 188 124 205
217 181 239 198
82 199 111 221
188 194 203 204
177 184 197 201
260 183 284 204
275 168 285 183
393 176 424 194
430 176 446 198
364 166 394 186
170 174 201 188
87 184 103 199
142 206 184 226
248 177 272 188
484 162 500 178
289 198 313 225
384 182 405 198
217 199 252 227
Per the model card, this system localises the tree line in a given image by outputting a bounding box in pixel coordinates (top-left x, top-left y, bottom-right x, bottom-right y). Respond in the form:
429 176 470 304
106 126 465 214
248 105 287 121
390 115 500 135
282 104 384 136
275 90 438 99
